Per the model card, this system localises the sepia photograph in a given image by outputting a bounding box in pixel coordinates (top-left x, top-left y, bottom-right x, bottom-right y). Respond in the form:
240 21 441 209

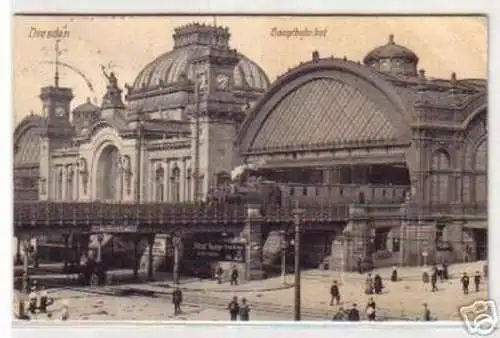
12 14 489 325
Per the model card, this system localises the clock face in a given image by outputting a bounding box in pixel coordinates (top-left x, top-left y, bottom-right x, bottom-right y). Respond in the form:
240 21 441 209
216 74 230 90
55 106 66 117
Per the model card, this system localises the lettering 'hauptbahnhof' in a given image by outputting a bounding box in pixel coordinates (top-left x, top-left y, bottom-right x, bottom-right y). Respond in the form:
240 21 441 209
13 23 487 278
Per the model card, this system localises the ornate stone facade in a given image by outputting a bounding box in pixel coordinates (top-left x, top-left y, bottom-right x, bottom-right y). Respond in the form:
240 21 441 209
14 29 487 270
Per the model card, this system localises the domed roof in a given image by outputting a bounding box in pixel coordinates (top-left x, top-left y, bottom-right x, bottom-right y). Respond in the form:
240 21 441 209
131 24 269 93
73 98 100 114
363 34 419 65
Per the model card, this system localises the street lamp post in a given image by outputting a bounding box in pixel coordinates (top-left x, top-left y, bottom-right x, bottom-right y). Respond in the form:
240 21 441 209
172 233 182 284
22 237 30 293
96 233 104 263
279 230 287 285
135 118 145 203
292 207 304 321
193 77 202 203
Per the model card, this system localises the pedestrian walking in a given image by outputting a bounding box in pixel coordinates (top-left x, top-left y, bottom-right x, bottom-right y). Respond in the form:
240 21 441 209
366 297 376 321
474 271 481 292
422 269 429 284
330 280 340 306
483 263 488 279
347 303 360 321
390 266 398 282
215 266 224 284
28 286 38 314
332 307 346 321
228 296 240 321
365 274 373 295
15 295 30 320
230 267 239 286
373 274 383 294
239 298 250 321
357 257 363 274
442 262 449 280
38 285 53 313
61 299 69 321
422 303 431 321
172 287 183 315
437 263 444 282
461 272 470 295
431 269 438 292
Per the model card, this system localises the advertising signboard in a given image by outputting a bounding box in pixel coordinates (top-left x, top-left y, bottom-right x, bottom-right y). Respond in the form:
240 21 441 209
186 240 246 263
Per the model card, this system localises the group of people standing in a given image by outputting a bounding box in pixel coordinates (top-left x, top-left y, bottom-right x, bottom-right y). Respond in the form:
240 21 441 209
215 265 240 286
425 263 486 295
227 296 251 321
330 279 378 321
15 281 65 321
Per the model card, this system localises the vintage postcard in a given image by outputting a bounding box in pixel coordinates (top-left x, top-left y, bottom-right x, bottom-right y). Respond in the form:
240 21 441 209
12 14 491 329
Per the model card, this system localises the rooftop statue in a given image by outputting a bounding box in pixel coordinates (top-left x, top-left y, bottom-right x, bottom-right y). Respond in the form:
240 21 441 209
100 64 118 88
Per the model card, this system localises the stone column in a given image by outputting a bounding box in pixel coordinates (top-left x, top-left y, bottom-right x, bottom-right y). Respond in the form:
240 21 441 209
243 204 265 281
341 205 373 271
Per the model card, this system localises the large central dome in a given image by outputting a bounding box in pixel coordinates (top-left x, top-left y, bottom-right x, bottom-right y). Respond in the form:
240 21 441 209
130 23 269 93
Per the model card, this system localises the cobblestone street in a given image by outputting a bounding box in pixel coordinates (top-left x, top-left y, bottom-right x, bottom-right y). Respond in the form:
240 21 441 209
13 261 487 322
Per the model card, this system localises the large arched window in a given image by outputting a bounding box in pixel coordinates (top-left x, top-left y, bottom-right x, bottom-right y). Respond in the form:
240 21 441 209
170 166 180 202
430 150 451 203
155 165 165 202
474 140 487 202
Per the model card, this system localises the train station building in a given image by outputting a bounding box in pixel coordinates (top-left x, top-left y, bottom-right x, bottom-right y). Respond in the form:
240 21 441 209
14 23 487 278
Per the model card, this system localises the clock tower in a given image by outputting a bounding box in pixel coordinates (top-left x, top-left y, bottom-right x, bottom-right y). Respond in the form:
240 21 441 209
39 38 74 138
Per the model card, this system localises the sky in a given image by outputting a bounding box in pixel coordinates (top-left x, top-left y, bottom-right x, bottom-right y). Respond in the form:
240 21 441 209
12 16 487 126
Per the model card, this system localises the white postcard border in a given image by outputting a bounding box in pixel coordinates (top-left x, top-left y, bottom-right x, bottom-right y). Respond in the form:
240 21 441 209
4 1 499 338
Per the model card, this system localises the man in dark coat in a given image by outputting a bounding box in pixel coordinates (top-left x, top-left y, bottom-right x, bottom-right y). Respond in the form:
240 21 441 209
373 274 383 294
356 257 363 274
330 280 340 306
38 285 54 313
230 267 239 286
390 266 398 282
172 287 183 315
461 272 470 295
474 271 481 292
228 296 240 321
347 303 360 321
442 262 449 280
423 303 431 321
431 269 438 292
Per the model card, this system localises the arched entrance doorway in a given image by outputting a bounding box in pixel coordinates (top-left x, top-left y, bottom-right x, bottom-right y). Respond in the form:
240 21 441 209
96 145 121 200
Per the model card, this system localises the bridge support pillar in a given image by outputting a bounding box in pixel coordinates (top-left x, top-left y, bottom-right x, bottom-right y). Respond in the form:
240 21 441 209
243 205 265 281
132 236 140 280
341 206 374 272
15 237 21 265
147 235 155 281
63 234 69 273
